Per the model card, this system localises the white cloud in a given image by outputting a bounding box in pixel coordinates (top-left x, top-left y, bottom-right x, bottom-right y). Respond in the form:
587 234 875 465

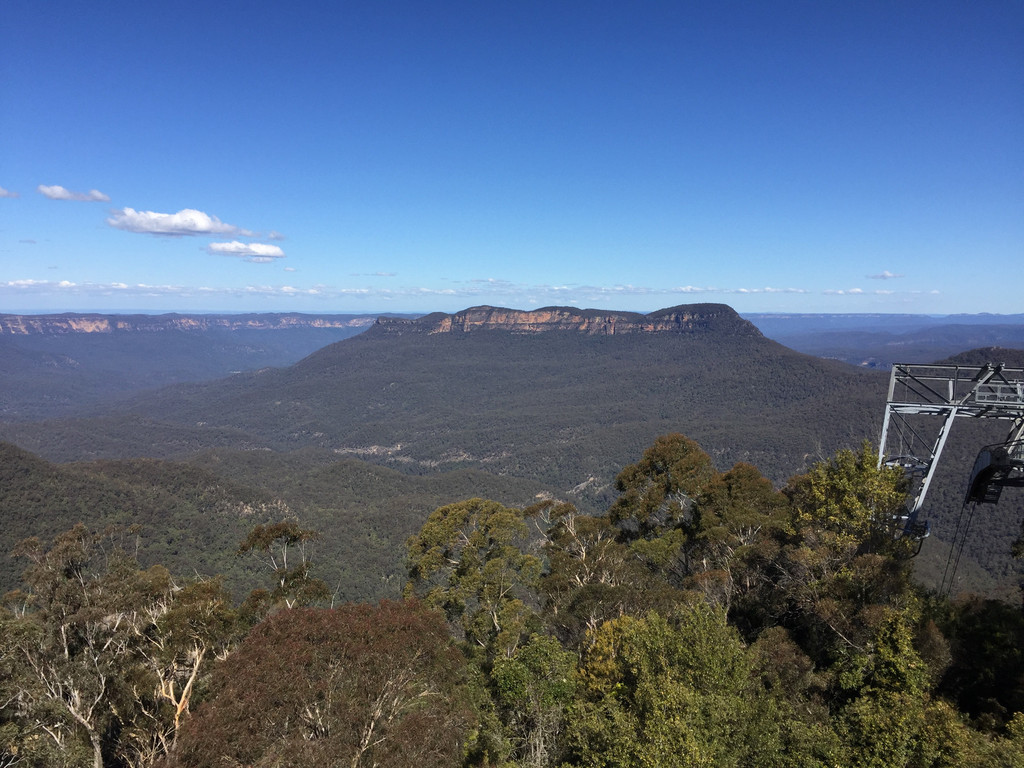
108 208 254 237
38 184 110 202
0 186 19 198
208 241 286 262
868 270 905 280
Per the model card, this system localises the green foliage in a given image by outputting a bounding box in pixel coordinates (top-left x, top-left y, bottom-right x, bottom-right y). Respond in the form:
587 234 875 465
538 501 681 648
603 435 794 628
610 433 717 539
687 461 789 614
492 634 577 768
973 711 1024 767
786 441 909 552
1 525 241 768
237 519 330 609
835 610 973 768
761 445 920 663
406 498 544 659
565 605 768 768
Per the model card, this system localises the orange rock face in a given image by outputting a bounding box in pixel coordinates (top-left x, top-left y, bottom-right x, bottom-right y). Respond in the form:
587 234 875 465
376 303 757 337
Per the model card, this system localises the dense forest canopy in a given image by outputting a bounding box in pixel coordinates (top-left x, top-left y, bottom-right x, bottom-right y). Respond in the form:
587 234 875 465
4 433 1024 767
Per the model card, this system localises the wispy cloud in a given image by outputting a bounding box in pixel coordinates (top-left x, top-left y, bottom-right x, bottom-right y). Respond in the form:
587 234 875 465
207 241 286 263
868 270 904 280
108 208 254 237
729 286 808 295
38 184 110 202
2 278 186 295
824 288 902 296
0 278 939 309
0 186 19 198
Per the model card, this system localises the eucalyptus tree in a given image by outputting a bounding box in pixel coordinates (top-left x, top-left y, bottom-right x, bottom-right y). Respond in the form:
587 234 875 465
405 498 545 660
2 526 241 768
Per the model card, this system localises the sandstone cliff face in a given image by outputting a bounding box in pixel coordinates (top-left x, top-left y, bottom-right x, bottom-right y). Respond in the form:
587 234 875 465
0 305 761 338
374 304 761 337
0 313 376 335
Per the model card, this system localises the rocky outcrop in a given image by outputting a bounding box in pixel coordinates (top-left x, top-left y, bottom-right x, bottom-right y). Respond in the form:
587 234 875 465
0 313 378 335
374 303 762 337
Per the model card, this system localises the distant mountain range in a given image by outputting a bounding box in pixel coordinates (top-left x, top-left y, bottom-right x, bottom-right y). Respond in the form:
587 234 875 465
0 311 382 335
0 312 402 420
743 311 1024 368
1 303 1021 601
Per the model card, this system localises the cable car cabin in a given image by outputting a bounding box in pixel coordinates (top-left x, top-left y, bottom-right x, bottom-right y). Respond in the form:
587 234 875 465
966 442 1024 505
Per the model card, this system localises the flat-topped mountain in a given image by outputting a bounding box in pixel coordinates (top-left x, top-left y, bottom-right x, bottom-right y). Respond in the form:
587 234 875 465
376 303 760 336
1 302 887 497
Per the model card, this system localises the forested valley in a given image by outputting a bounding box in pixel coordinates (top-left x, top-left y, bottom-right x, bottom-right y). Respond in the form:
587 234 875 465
4 433 1024 767
3 305 1024 766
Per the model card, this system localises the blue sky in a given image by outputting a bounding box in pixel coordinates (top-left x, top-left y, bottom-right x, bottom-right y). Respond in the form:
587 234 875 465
1 1 1021 315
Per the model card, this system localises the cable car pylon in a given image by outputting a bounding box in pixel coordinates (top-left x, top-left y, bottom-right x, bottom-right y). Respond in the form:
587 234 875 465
877 362 1024 589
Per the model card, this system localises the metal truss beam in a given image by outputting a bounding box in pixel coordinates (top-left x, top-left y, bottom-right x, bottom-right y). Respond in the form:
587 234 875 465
878 363 1024 535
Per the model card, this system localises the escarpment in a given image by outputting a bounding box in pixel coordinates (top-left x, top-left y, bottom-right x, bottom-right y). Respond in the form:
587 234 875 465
372 303 763 337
